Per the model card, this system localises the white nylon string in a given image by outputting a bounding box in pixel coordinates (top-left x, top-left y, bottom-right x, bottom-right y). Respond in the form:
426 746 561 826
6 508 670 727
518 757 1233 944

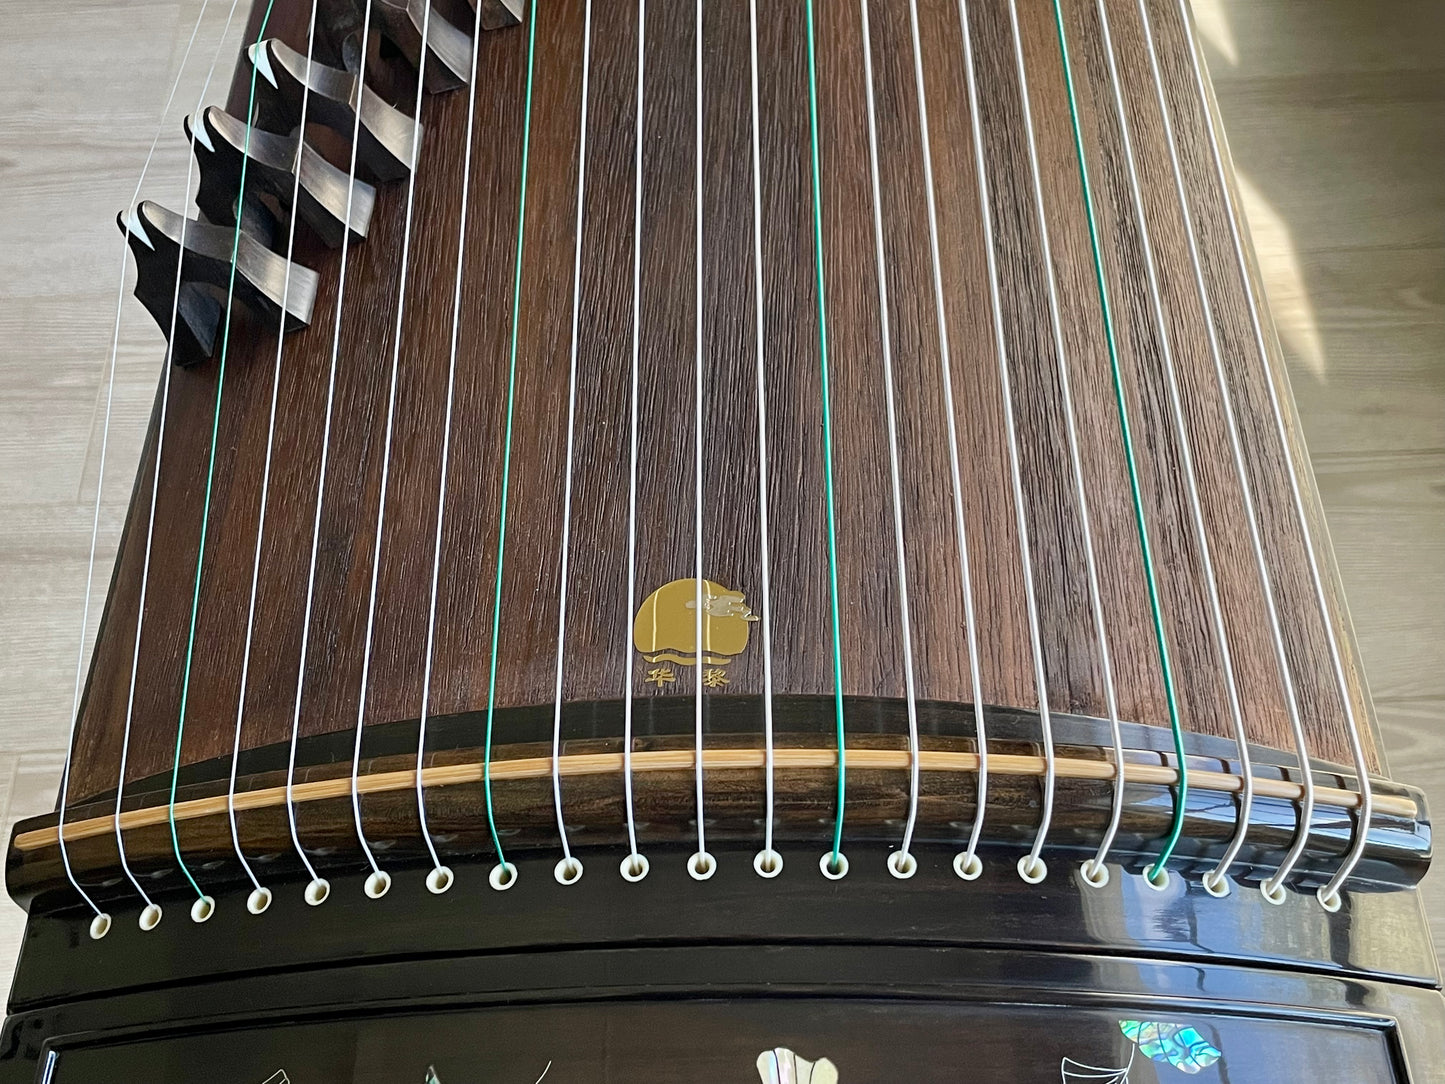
348 0 435 895
689 0 710 879
59 0 217 928
230 0 322 911
114 0 246 923
952 0 994 877
551 0 595 878
285 0 379 901
1132 0 1305 894
621 0 647 870
747 0 779 875
1003 0 1059 882
1094 0 1257 893
1173 0 1372 906
416 0 488 888
858 0 922 875
1004 0 1126 882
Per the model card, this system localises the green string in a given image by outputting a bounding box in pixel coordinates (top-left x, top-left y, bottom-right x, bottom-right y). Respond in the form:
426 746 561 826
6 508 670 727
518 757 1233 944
803 0 847 866
169 0 278 900
482 0 540 869
1050 0 1186 876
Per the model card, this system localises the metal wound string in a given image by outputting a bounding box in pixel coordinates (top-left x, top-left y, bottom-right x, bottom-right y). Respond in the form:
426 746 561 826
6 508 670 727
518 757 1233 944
349 0 436 895
480 0 542 886
1134 0 1303 894
552 0 595 880
417 0 489 886
858 0 922 875
169 0 281 911
804 0 849 875
688 0 713 880
1173 0 1373 905
621 0 647 871
230 0 322 911
1092 0 1248 887
115 0 246 923
1002 0 1126 882
60 0 218 928
1049 0 1190 876
1001 0 1060 881
748 0 779 874
285 0 377 901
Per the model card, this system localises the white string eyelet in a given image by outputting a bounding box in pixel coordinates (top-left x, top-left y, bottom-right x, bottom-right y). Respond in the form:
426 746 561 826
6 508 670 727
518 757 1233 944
89 913 113 940
1261 879 1287 905
819 851 849 880
1079 859 1110 889
554 857 584 885
887 850 917 879
687 851 716 881
303 878 330 906
753 849 783 879
1143 865 1170 892
190 896 216 924
364 870 392 899
426 866 455 895
138 903 163 931
1318 887 1343 913
953 851 983 880
1202 871 1231 898
246 886 273 914
1017 854 1047 884
488 862 518 891
620 853 650 882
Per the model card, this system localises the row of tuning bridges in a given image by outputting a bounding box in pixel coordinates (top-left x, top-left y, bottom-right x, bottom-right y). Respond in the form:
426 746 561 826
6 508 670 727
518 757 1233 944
122 0 522 368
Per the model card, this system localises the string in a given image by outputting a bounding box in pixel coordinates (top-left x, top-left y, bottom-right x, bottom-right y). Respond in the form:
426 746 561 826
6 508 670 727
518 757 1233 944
1172 0 1373 905
286 0 377 899
1048 0 1190 877
803 0 848 873
480 0 541 883
59 0 218 928
230 0 323 908
621 0 646 869
857 0 921 874
169 0 280 909
552 0 595 878
1134 0 1305 894
748 0 779 872
418 0 488 885
689 0 710 876
1000 0 1059 881
349 0 435 893
1000 0 1127 882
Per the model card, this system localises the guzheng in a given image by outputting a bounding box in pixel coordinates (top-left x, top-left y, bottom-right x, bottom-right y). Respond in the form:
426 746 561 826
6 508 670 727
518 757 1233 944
4 0 1441 1080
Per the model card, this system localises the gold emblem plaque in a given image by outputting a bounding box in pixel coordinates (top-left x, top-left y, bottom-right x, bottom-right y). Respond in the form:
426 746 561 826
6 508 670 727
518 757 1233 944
632 578 759 668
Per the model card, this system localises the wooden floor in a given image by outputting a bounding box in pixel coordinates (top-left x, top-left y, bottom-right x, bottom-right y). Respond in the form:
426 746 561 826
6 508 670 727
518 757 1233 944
0 0 1440 982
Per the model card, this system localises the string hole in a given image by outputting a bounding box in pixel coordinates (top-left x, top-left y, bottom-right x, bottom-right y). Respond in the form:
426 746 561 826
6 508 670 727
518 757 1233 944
88 913 112 941
488 862 518 891
304 878 330 906
138 903 163 931
1143 865 1170 892
753 849 783 878
1017 854 1048 884
1261 879 1287 906
426 866 455 894
886 850 917 879
246 887 273 914
687 851 716 881
953 852 983 880
1079 860 1110 889
620 853 650 882
819 851 849 880
364 870 392 899
554 857 584 885
1318 887 1343 913
1202 871 1231 898
190 896 216 924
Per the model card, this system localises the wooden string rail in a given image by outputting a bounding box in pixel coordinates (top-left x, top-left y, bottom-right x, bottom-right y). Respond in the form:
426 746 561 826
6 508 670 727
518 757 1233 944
18 746 1410 853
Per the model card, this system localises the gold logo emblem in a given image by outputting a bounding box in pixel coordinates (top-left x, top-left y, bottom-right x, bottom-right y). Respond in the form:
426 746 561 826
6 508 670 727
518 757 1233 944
633 577 758 668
